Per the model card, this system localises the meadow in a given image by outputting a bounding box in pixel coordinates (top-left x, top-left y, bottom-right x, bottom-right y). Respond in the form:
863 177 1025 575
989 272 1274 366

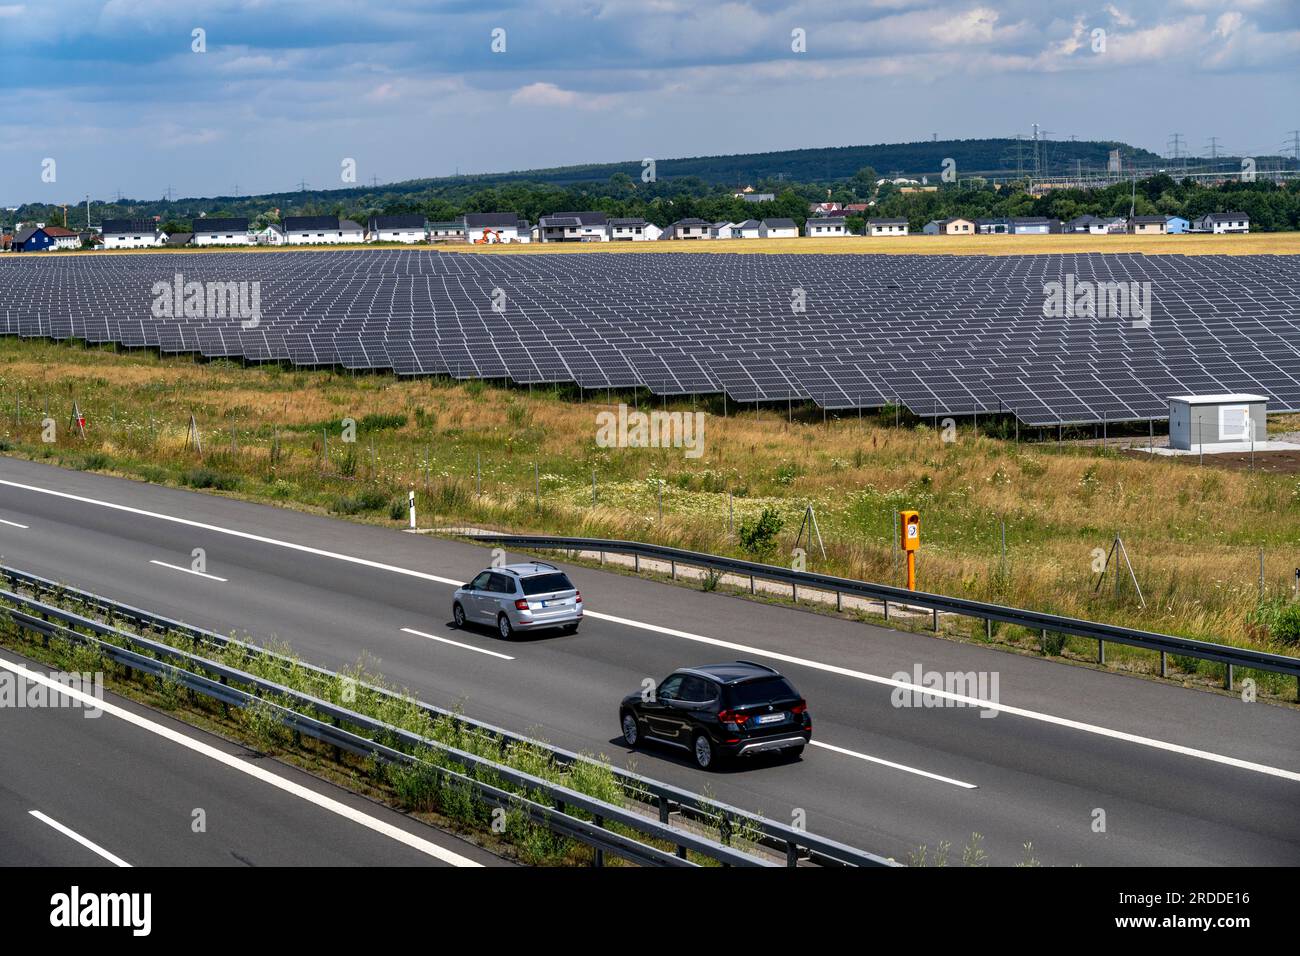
3 336 1299 697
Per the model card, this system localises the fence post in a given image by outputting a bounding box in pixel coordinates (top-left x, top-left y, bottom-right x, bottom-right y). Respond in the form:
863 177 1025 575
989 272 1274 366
1098 640 1106 665
1160 650 1167 678
1225 665 1233 691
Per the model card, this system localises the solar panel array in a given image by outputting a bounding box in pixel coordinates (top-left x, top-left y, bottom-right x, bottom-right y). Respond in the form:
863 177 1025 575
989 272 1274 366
1 249 1297 425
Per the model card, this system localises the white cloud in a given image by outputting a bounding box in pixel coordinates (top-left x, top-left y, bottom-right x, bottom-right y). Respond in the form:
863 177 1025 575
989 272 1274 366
509 82 617 110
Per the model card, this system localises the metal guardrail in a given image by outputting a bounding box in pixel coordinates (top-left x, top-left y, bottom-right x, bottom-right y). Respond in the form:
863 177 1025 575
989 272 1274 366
0 566 896 868
455 533 1300 698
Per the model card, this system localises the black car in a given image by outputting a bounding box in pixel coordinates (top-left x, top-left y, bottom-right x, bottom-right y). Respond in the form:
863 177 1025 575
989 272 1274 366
619 661 811 769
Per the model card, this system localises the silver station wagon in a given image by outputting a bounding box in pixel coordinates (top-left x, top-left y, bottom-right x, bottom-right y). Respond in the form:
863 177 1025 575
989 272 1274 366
452 562 582 639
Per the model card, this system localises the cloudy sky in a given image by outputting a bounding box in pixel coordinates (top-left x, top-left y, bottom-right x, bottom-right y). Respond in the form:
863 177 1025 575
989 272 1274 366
1 0 1296 205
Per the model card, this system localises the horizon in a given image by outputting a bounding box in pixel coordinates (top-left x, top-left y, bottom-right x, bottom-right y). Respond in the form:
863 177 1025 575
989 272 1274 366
1 1 1297 207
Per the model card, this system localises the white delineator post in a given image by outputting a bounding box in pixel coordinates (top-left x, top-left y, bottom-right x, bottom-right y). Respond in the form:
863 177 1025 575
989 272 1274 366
408 489 416 529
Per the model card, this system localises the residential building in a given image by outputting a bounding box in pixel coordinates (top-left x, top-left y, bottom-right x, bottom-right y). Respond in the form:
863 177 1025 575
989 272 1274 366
758 218 798 239
666 218 710 239
809 202 842 216
282 216 365 244
367 214 427 243
428 221 466 243
1063 215 1109 235
163 232 194 247
1129 215 1167 235
709 221 734 239
1196 211 1249 234
975 217 1011 235
539 211 608 242
1010 217 1054 235
866 217 909 236
101 219 162 249
804 217 848 237
193 217 252 246
462 213 530 243
608 217 651 241
255 224 286 245
923 217 976 235
1164 216 1191 235
739 193 776 203
729 219 762 239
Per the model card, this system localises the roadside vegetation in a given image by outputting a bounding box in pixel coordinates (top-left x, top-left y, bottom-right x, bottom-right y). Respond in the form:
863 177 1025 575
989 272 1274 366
2 337 1299 698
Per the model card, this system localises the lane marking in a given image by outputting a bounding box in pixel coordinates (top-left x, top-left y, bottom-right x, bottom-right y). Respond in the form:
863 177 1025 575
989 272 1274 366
809 741 978 789
28 810 131 867
1 655 482 867
149 559 228 582
2 475 1297 784
0 518 29 529
401 627 515 661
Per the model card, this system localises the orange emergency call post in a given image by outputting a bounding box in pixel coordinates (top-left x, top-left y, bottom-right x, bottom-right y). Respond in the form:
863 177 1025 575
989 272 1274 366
898 510 920 591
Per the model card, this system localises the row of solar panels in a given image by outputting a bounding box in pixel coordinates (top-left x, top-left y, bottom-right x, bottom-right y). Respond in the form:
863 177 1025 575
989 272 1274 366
1 250 1298 425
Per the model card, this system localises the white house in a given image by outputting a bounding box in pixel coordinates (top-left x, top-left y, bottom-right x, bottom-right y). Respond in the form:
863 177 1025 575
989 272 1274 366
367 214 427 243
539 211 608 242
255 224 285 245
643 223 664 241
193 217 253 246
283 216 365 244
866 218 909 236
730 219 762 239
461 212 529 243
101 219 163 249
804 217 847 237
608 217 652 241
709 221 734 239
1196 211 1250 234
759 218 798 239
1129 215 1167 235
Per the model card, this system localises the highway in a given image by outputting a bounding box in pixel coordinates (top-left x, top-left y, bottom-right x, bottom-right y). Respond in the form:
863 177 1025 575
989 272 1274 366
1 455 1297 866
0 650 500 867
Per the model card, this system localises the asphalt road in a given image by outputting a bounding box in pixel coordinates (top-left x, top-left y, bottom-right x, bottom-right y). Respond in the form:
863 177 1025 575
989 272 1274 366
0 649 501 867
1 455 1297 866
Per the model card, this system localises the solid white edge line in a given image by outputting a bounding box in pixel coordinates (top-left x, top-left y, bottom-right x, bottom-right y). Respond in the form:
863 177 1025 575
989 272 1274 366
149 559 228 582
0 655 483 867
28 810 132 867
401 627 515 660
2 475 1297 785
0 518 29 529
809 741 978 789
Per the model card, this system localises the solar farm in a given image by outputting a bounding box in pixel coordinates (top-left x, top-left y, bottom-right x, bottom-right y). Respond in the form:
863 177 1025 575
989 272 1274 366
1 249 1298 426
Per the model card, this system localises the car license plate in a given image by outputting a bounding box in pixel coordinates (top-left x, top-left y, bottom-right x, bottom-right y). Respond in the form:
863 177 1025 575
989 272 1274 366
757 713 785 725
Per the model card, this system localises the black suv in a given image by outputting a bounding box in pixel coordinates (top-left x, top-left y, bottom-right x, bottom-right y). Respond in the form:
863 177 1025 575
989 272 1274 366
619 661 811 769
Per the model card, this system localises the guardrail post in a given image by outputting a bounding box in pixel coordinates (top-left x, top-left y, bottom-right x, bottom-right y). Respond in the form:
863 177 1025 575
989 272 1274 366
670 560 676 580
984 617 991 640
592 816 604 868
786 841 799 867
634 554 640 573
1098 640 1105 665
1160 651 1167 678
749 575 755 594
1225 665 1233 691
219 674 228 716
599 550 605 566
658 794 670 824
884 599 890 621
933 609 939 632
792 583 798 604
836 591 842 612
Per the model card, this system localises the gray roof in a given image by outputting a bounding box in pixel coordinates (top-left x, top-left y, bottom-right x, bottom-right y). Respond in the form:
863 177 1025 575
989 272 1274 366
369 214 426 230
284 216 340 231
193 217 249 234
810 217 847 226
868 218 909 225
1203 211 1249 221
734 219 761 229
672 218 709 226
608 218 647 226
164 233 194 246
540 216 582 227
339 220 363 232
463 212 522 229
548 210 607 226
762 218 796 228
1131 215 1167 224
101 219 157 235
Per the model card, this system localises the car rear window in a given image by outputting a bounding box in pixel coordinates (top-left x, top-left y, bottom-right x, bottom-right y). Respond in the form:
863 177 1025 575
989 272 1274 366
521 572 574 595
725 676 799 706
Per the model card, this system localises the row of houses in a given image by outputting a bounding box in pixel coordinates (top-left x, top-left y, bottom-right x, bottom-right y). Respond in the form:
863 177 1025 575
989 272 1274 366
4 209 1252 252
921 212 1250 236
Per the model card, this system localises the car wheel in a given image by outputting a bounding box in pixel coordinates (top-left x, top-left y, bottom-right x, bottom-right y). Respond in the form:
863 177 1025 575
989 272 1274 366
497 613 514 640
784 745 805 761
621 712 639 747
693 733 715 770
452 603 466 628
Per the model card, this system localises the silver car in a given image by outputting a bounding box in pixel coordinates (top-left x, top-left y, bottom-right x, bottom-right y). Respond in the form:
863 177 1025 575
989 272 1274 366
452 562 582 639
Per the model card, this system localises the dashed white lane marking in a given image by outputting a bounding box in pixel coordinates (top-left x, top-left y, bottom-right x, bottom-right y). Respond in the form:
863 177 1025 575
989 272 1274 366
401 627 515 661
809 741 978 789
28 810 131 867
1 655 482 867
149 559 227 582
0 518 29 529
2 476 1297 784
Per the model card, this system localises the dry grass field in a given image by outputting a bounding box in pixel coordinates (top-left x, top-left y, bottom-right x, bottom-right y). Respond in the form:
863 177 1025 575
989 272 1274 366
2 337 1298 697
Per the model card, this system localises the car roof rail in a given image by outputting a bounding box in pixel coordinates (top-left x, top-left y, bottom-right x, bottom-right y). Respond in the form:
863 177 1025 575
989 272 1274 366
734 660 779 674
526 561 558 571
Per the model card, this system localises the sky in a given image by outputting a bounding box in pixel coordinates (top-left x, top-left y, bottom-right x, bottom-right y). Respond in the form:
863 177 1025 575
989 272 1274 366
0 0 1297 206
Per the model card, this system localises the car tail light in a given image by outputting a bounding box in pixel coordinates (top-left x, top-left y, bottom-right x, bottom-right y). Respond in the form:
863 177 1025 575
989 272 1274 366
791 700 807 715
514 599 529 611
575 591 582 603
717 709 749 729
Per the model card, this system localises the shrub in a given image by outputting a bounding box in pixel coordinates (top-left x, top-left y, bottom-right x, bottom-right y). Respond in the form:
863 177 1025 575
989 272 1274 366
1246 597 1300 648
1039 631 1067 656
330 488 389 514
738 507 784 559
183 467 239 491
359 413 407 432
